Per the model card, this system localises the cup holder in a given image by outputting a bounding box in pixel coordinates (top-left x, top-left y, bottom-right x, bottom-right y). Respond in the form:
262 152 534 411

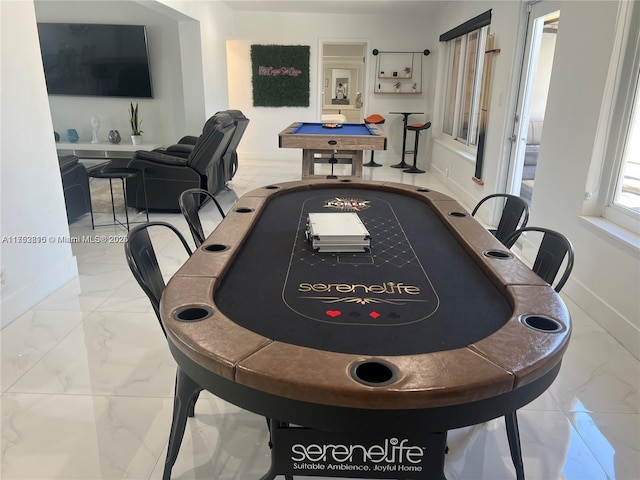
264 185 280 190
417 188 431 192
174 306 212 322
483 250 514 260
448 211 467 218
519 314 564 333
235 207 254 213
350 360 398 387
204 244 228 252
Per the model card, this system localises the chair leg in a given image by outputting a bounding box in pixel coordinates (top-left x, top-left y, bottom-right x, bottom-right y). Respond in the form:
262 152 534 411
404 131 425 174
505 411 525 480
163 368 203 480
187 391 200 418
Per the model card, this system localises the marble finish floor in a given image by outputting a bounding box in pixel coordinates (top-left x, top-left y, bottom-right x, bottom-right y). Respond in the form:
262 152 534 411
2 158 639 479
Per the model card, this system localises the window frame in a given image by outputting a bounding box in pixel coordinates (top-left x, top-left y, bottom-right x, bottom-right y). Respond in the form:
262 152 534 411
442 25 489 149
602 1 640 232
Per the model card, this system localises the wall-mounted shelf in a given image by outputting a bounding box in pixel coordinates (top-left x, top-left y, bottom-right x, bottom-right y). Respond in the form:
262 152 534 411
372 49 430 94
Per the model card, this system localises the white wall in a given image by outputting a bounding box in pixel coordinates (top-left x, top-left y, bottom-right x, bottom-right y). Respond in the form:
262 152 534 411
428 0 639 358
34 0 234 143
155 0 235 117
530 32 557 122
226 10 436 162
34 0 187 144
0 0 78 327
531 0 639 358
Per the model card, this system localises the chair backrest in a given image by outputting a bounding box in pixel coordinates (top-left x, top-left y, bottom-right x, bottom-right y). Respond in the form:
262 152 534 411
222 110 250 181
187 112 236 175
179 188 226 247
125 221 193 334
504 226 575 292
472 193 529 245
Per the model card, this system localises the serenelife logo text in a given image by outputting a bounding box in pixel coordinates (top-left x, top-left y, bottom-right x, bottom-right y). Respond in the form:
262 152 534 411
290 438 425 464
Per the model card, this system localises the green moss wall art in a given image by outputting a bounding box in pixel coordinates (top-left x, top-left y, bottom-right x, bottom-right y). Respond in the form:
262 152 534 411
251 45 310 107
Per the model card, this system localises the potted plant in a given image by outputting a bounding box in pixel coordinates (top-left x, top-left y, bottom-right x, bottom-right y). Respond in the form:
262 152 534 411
129 102 143 145
394 82 401 93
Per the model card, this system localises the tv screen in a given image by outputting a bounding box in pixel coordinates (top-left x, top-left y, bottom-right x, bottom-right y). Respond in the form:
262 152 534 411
37 23 153 98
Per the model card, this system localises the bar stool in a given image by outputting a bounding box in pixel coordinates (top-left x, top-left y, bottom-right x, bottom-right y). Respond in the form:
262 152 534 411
404 122 431 174
389 112 424 168
363 114 385 167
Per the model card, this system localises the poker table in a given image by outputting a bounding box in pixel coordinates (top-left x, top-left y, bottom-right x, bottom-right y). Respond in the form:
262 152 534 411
161 179 571 479
278 122 387 179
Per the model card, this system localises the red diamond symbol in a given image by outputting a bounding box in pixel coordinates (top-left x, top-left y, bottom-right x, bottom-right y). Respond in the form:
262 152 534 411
369 311 380 319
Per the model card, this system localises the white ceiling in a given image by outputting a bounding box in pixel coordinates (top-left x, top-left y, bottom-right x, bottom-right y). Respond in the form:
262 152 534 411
221 0 444 16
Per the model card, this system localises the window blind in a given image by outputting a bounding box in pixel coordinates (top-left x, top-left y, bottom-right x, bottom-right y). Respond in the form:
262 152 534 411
439 10 492 42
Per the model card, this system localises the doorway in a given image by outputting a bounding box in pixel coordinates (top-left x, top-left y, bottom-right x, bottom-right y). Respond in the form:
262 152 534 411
508 2 560 206
319 42 367 123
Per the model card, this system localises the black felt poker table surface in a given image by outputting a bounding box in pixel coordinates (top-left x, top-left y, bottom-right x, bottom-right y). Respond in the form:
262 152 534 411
214 187 512 356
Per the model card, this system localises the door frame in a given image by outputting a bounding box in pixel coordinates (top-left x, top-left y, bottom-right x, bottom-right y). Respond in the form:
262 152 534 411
505 1 561 197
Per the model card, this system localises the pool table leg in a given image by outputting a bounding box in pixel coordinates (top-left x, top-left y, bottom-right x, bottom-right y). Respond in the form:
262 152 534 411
505 411 525 480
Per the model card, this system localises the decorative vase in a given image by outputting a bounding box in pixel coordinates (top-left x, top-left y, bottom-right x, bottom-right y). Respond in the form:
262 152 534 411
66 129 79 143
108 130 121 144
131 135 142 145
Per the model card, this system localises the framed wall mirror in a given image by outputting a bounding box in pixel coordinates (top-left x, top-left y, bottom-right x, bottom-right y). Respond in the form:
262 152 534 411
332 70 352 104
320 42 367 123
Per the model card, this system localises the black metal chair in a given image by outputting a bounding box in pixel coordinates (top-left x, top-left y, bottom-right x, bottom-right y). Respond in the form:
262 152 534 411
472 193 530 246
497 226 574 480
179 188 226 247
125 221 203 480
504 226 575 292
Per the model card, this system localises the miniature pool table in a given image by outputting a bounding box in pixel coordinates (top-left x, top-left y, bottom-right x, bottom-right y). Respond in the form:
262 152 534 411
278 122 387 179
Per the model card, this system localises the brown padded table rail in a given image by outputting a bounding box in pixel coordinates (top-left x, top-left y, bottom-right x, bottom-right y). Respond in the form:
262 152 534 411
160 180 570 415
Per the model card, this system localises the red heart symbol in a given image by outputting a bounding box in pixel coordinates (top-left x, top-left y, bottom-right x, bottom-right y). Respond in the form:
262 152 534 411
326 310 341 317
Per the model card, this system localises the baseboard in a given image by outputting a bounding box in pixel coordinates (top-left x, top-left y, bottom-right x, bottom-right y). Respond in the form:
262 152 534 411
430 167 477 211
0 256 78 328
562 278 640 360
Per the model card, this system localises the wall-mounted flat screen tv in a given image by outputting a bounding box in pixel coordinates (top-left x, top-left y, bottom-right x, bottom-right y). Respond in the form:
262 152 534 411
37 23 153 98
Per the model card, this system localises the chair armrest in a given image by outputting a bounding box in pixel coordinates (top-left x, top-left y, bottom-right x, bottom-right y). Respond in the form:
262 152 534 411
178 135 198 145
164 144 194 158
131 150 189 166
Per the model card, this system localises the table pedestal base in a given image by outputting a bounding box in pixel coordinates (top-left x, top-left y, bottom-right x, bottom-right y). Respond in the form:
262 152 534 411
262 419 447 480
302 149 363 179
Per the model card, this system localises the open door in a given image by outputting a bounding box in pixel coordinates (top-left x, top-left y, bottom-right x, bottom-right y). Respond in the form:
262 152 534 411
507 1 560 206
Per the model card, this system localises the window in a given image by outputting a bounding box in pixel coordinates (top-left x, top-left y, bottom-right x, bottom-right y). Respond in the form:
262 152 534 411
603 2 640 232
442 25 489 148
611 69 640 215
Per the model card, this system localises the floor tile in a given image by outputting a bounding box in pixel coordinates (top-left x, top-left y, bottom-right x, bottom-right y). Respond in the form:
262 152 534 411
8 310 175 397
1 393 171 480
